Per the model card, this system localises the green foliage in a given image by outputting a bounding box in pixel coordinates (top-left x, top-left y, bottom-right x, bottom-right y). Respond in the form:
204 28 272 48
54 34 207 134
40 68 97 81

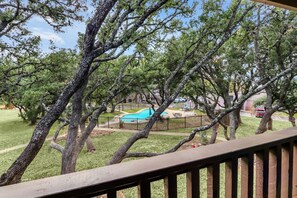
253 96 267 107
5 50 78 124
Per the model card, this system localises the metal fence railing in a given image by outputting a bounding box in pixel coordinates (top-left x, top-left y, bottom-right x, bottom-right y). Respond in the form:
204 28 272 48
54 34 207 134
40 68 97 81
98 115 208 131
115 103 151 111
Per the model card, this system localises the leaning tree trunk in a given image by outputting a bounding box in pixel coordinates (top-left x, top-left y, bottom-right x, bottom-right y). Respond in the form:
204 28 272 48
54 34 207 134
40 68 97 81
81 121 96 152
229 111 239 140
267 117 273 130
110 103 116 113
86 137 96 152
234 105 242 124
61 84 85 174
289 111 296 127
209 123 219 144
221 124 230 141
256 108 276 134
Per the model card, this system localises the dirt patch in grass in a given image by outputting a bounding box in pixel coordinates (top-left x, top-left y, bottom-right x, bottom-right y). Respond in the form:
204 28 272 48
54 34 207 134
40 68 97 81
90 129 113 137
178 139 203 151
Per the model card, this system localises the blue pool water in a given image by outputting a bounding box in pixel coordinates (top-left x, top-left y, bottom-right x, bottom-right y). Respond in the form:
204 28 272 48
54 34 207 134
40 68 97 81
120 109 167 123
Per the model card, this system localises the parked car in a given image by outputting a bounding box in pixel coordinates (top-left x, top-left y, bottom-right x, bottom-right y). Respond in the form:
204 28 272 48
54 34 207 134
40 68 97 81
255 107 265 118
174 97 187 103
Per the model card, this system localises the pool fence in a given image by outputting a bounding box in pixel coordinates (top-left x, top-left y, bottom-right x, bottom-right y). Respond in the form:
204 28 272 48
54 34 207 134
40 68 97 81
97 115 208 131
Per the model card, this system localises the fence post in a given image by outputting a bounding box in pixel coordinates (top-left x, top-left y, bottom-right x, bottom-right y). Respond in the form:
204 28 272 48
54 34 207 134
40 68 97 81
185 116 187 128
107 117 110 128
167 118 169 130
97 117 99 127
201 115 203 126
137 118 138 130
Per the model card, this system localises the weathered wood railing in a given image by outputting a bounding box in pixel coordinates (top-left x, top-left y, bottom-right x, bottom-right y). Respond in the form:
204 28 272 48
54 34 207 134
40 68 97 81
1 127 297 198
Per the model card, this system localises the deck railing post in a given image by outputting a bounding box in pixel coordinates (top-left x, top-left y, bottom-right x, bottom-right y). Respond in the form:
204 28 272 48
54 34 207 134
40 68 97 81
256 150 269 198
186 169 200 198
293 142 297 197
164 174 177 198
107 190 116 198
225 158 238 198
241 154 254 198
268 148 277 198
207 164 220 198
138 181 151 198
281 144 290 197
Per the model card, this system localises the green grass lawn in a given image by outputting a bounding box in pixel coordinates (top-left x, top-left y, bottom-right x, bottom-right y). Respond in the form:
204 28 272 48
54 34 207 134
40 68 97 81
0 109 35 150
0 109 293 196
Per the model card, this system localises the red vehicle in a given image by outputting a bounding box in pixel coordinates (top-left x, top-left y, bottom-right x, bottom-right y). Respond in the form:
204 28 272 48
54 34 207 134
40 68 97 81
255 107 265 118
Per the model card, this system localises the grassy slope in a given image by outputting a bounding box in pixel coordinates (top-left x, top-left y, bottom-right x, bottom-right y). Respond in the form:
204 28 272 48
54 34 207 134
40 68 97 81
0 109 35 150
0 110 293 196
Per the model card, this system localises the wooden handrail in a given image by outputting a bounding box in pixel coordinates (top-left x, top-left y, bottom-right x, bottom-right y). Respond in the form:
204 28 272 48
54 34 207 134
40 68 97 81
0 127 296 197
252 0 297 11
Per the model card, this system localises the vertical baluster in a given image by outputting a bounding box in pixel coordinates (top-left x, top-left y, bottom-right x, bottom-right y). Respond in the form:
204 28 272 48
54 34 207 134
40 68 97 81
288 142 294 198
281 145 290 197
241 157 248 198
293 142 297 197
164 174 177 198
225 161 232 198
186 169 200 198
263 150 269 198
254 150 269 198
138 181 151 198
276 145 282 197
241 154 254 198
107 190 117 198
225 158 238 198
268 148 277 198
256 152 264 198
207 163 220 198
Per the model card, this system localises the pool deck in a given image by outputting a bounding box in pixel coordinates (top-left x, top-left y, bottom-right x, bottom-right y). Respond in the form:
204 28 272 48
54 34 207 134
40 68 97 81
119 108 197 119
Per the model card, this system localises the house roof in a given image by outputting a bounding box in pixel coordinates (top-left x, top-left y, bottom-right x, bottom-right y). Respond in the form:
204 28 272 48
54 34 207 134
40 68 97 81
252 0 297 11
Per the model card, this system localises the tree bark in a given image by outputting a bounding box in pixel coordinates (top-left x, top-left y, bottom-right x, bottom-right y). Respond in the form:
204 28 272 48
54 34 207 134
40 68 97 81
267 117 273 130
209 123 219 144
221 124 230 141
256 108 276 134
234 106 242 124
110 103 116 113
86 137 96 152
61 82 85 174
289 111 296 127
229 111 239 140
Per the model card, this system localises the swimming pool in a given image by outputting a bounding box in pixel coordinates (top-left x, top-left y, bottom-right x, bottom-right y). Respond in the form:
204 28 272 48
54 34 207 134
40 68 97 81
120 109 167 123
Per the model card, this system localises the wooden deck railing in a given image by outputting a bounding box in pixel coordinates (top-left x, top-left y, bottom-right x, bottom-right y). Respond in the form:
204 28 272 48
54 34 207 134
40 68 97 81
1 127 297 198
